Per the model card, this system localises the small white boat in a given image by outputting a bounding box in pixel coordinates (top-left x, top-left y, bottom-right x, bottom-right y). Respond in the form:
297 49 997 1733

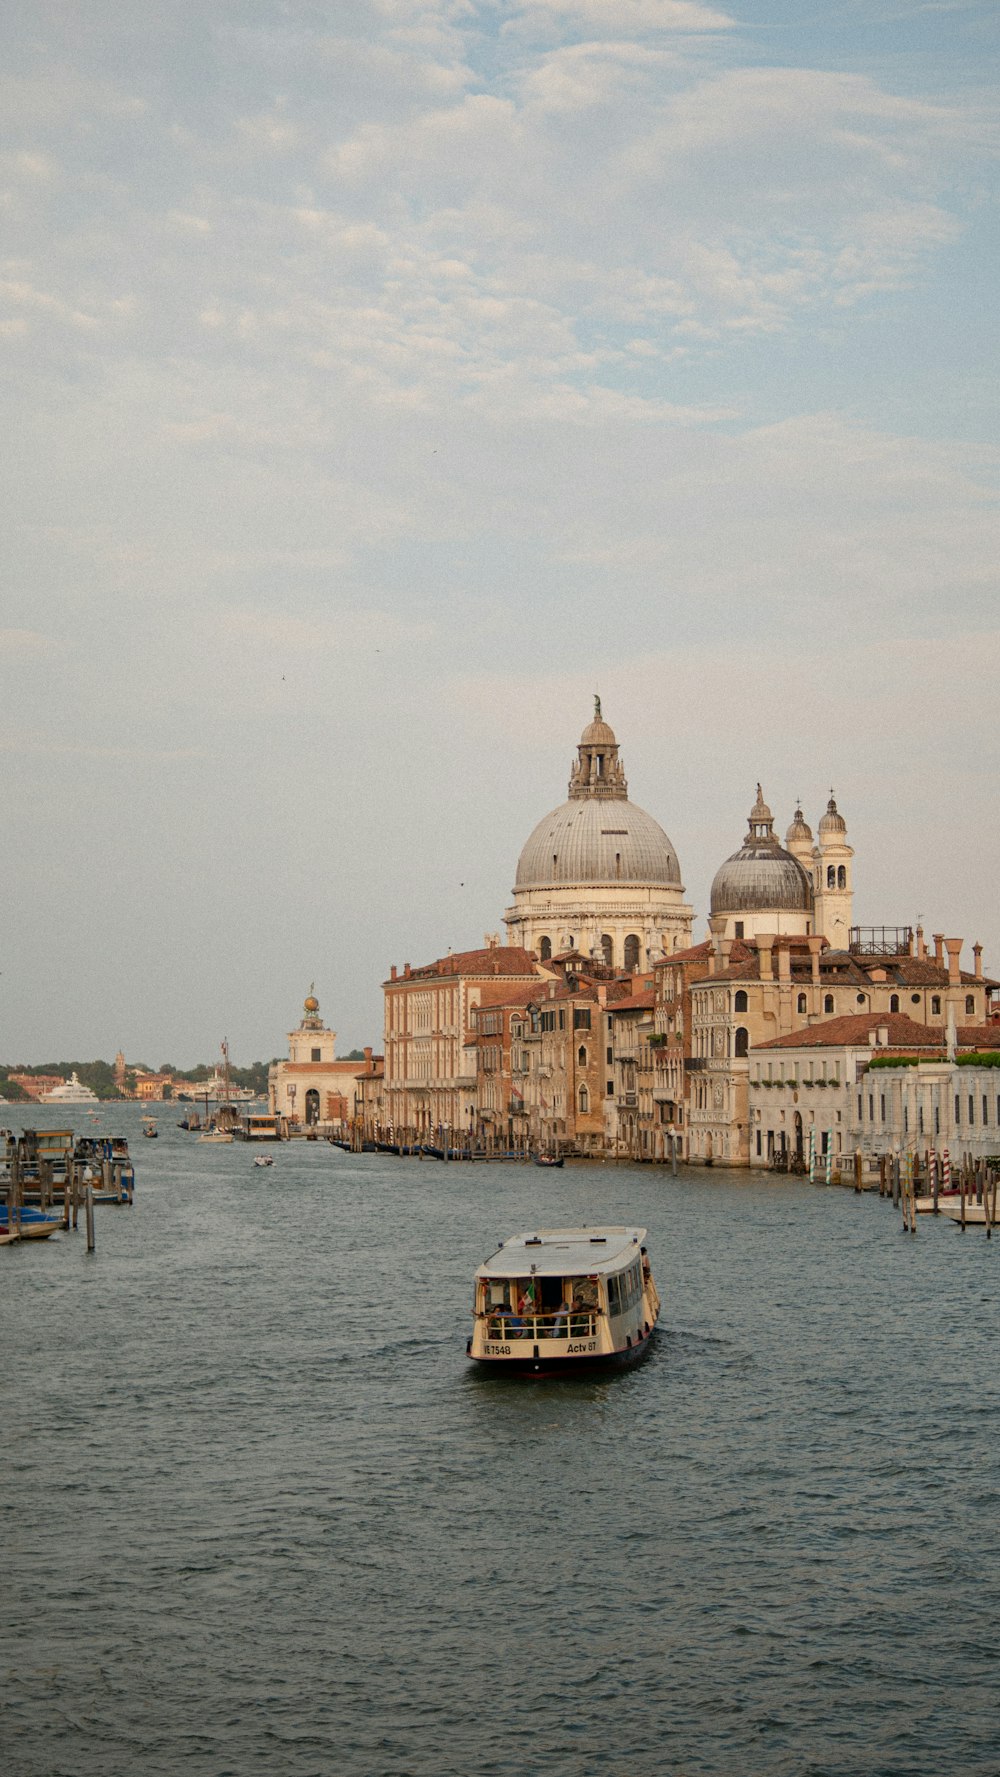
198 1129 233 1144
467 1226 660 1374
937 1197 998 1227
252 1154 274 1168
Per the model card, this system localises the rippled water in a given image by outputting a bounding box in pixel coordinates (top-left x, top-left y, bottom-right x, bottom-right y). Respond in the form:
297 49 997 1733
2 1105 998 1776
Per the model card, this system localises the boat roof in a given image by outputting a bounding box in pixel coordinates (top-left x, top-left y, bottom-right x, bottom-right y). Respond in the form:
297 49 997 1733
476 1226 647 1279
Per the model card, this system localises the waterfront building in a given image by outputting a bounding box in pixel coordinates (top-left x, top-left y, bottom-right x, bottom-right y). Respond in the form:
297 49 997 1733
353 1047 385 1145
9 1073 68 1101
606 982 657 1159
268 990 362 1129
469 989 535 1153
504 701 693 971
524 960 632 1157
382 941 543 1145
686 929 996 1166
651 939 728 1162
749 1014 1000 1170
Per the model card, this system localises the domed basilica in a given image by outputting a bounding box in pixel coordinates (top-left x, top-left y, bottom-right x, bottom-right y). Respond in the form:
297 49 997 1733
504 700 694 969
504 706 854 966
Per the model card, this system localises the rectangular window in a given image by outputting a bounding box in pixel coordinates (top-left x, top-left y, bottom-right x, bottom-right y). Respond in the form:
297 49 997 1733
969 1095 975 1124
868 1094 873 1121
734 922 744 938
606 1080 614 1096
984 1096 989 1124
880 1095 885 1121
607 1047 613 1065
558 1010 565 1030
756 1131 761 1156
955 1095 961 1123
573 1008 591 1031
311 1048 321 1062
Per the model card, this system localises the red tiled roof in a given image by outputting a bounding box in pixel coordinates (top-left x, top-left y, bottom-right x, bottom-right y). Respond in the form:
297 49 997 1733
386 947 540 983
757 1013 1000 1052
608 988 656 1013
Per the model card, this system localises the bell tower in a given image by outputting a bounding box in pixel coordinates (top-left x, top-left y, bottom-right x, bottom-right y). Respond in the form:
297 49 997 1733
812 794 854 949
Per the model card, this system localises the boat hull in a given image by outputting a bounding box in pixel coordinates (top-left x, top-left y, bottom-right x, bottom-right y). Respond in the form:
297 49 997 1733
468 1328 656 1375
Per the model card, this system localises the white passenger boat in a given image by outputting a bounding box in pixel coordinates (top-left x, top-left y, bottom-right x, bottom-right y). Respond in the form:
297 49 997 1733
467 1226 660 1374
39 1072 99 1105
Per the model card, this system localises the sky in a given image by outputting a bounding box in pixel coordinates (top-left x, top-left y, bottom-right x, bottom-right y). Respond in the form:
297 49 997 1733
2 0 998 1067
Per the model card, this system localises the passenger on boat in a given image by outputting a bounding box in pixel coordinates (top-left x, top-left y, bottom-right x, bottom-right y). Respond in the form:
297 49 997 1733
551 1298 570 1339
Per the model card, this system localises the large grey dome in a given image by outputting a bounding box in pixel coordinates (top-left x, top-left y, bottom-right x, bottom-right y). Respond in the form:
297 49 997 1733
516 796 682 889
710 785 812 915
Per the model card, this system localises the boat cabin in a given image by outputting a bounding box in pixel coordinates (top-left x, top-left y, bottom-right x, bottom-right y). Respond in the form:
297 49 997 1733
235 1114 282 1142
469 1226 660 1373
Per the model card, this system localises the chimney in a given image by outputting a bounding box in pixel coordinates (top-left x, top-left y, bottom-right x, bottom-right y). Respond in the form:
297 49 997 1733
708 915 726 976
916 924 926 960
390 966 397 981
777 944 790 984
404 962 412 979
933 933 944 965
758 935 774 981
807 935 822 984
944 938 962 985
877 1024 889 1046
974 943 983 980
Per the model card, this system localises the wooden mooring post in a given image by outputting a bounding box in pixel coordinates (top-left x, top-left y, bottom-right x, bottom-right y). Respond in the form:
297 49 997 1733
85 1183 95 1254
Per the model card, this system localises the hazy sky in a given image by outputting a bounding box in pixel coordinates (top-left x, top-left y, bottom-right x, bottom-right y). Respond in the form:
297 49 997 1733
3 1 998 1067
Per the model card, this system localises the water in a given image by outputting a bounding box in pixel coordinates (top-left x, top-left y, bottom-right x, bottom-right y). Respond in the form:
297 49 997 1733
2 1105 998 1777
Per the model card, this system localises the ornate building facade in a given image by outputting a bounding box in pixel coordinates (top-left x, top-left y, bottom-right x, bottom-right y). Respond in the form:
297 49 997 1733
504 701 693 971
268 990 362 1128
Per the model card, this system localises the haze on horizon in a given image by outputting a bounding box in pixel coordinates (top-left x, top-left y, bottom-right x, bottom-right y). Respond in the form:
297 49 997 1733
2 1 997 1069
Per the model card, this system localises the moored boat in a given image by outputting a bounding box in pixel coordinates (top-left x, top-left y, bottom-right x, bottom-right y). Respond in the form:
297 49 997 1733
0 1205 63 1240
467 1226 660 1374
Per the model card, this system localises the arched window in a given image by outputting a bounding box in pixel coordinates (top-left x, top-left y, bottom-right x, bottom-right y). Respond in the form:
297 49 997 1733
837 865 847 888
578 1046 587 1066
734 1027 749 1058
539 936 551 961
601 934 613 966
824 994 834 1014
624 934 640 970
966 995 975 1016
305 1088 320 1126
890 994 899 1013
797 993 807 1014
578 1084 589 1114
827 865 836 888
931 996 941 1016
734 990 748 1012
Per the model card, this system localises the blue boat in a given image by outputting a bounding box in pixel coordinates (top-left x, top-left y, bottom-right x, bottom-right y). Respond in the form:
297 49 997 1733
0 1205 63 1240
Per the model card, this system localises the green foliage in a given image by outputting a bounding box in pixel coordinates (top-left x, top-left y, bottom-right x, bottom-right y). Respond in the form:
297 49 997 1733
341 1049 366 1061
868 1055 922 1068
955 1051 1000 1068
0 1070 30 1101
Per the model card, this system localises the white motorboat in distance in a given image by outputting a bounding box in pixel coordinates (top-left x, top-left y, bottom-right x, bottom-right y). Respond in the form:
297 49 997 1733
467 1226 660 1375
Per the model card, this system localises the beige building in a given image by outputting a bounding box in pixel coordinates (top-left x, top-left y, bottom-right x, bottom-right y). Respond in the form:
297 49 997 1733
686 929 995 1167
749 1013 1000 1170
268 991 362 1129
504 701 693 971
383 942 543 1145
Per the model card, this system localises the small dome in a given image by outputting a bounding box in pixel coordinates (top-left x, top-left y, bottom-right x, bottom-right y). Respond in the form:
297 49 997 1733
711 786 812 915
711 850 812 914
786 805 813 844
819 794 847 835
579 694 617 749
515 797 681 889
